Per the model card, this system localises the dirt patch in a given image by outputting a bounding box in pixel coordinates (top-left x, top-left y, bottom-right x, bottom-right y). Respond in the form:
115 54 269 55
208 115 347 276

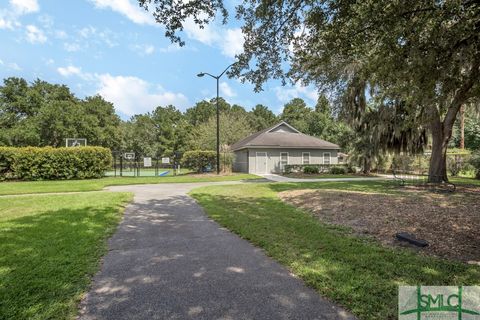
279 188 480 263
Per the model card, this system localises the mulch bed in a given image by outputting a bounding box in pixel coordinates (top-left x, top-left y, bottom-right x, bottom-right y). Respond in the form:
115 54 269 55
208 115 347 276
279 187 480 264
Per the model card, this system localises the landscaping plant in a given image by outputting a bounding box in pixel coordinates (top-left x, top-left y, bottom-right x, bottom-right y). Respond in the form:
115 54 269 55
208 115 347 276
181 150 216 173
0 146 112 180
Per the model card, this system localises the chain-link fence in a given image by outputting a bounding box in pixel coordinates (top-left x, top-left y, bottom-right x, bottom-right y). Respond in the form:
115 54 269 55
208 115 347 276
106 151 181 177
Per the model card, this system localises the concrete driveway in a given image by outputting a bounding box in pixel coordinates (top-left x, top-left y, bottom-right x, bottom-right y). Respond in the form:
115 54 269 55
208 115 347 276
78 182 355 320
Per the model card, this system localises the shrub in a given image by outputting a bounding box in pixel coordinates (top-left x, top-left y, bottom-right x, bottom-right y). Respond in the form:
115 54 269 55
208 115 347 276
447 152 472 177
345 162 357 173
181 150 216 173
303 166 319 174
284 164 349 174
284 165 293 174
330 166 347 174
0 147 16 180
0 146 112 180
470 152 480 179
220 152 234 173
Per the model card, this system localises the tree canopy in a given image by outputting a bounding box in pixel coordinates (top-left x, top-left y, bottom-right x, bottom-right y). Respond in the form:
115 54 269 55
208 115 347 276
0 78 121 149
0 77 368 158
138 0 480 181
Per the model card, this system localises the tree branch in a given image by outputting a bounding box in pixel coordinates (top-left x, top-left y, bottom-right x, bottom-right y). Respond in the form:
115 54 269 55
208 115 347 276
443 54 480 131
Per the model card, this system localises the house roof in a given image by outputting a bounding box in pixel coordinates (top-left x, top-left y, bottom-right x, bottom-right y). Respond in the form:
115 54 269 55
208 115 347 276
231 121 340 151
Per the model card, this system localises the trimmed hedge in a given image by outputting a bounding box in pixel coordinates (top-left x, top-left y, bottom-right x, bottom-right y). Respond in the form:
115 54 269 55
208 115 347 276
303 166 319 174
0 146 112 180
181 150 216 173
284 164 349 174
329 166 347 174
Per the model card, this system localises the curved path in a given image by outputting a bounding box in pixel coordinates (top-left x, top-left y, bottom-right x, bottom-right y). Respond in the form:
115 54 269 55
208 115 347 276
79 182 355 320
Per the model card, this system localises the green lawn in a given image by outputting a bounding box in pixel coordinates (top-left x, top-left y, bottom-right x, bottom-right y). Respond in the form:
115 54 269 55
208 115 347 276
0 173 259 196
190 181 480 320
451 176 480 186
0 192 132 320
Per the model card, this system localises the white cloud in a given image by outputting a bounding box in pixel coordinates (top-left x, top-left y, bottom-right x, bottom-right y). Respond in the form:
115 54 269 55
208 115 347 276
8 62 21 70
55 30 67 39
57 65 83 77
131 43 155 56
183 18 220 45
0 16 14 29
96 74 189 116
89 0 155 25
87 0 243 58
158 44 180 53
25 24 47 43
55 66 188 115
0 59 22 70
275 82 319 104
220 82 236 98
61 27 118 53
10 0 39 14
79 26 96 38
144 44 154 55
221 28 244 58
0 0 38 30
64 42 81 52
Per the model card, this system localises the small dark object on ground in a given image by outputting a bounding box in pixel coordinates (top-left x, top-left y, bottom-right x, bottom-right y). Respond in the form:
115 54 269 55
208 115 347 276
396 232 429 247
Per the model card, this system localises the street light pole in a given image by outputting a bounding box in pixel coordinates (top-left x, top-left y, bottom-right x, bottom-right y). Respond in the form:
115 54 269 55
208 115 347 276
197 63 234 175
216 77 220 175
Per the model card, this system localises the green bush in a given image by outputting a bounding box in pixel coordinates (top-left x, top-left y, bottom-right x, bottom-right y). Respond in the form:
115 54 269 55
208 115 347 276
0 146 112 180
181 150 216 173
284 164 348 174
0 147 16 180
470 152 480 179
220 152 234 173
303 166 319 174
330 166 347 174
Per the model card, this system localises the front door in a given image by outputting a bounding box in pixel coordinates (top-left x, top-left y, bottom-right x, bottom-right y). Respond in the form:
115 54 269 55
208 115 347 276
256 152 267 174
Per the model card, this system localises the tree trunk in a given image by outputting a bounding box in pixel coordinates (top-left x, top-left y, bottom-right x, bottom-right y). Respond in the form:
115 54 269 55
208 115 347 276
459 105 465 149
362 157 371 175
428 116 451 183
428 54 480 182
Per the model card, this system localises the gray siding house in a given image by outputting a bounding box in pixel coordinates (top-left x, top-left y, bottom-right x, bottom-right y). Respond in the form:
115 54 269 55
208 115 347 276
231 121 340 174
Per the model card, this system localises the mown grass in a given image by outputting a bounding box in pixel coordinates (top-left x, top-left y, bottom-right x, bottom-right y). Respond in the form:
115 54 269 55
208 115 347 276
451 176 480 186
190 182 480 320
0 173 259 196
0 192 132 320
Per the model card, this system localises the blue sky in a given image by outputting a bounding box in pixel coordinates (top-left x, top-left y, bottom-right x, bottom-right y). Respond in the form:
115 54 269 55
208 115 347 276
0 0 319 119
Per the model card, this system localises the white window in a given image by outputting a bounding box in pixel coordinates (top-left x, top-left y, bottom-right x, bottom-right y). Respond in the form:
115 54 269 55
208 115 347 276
280 152 289 168
323 152 331 165
302 152 310 165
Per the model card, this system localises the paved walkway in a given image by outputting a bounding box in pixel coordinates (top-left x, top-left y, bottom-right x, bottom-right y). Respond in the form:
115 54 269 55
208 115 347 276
259 173 389 183
79 182 355 320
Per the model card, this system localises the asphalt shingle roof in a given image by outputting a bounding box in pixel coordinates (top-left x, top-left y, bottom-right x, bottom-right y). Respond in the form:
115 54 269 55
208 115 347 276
231 121 340 151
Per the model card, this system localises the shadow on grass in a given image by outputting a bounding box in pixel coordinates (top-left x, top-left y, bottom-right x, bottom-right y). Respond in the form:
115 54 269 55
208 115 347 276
0 205 122 320
191 190 480 320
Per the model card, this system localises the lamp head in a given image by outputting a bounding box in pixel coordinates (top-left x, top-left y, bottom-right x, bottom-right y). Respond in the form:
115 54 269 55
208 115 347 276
197 72 205 77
